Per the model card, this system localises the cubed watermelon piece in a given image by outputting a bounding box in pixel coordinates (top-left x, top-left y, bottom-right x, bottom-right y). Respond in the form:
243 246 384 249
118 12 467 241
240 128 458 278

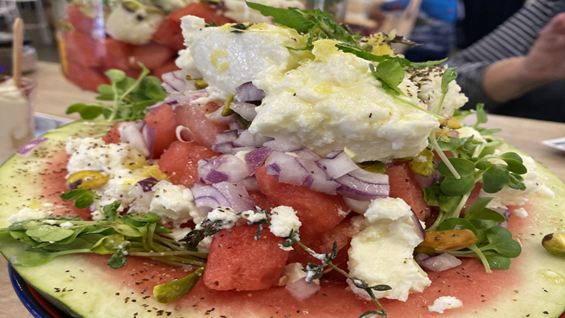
152 59 180 81
144 104 179 158
174 100 229 148
157 141 219 187
248 191 276 211
100 38 134 71
386 161 431 221
255 165 350 236
203 225 289 291
131 41 176 71
287 216 357 266
102 123 121 144
65 62 109 91
66 4 96 34
64 32 102 67
152 3 236 50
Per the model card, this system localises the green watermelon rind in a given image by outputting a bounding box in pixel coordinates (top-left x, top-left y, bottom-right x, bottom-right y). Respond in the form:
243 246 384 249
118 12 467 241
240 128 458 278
0 121 564 318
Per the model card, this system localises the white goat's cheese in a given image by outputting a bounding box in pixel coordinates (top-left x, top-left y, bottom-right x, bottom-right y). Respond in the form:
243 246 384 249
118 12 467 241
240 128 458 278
428 296 463 313
8 207 52 224
269 206 301 238
149 180 198 226
514 207 528 218
348 198 430 301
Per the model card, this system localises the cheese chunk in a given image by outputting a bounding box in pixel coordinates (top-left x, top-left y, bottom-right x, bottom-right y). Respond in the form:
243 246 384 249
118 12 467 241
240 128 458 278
250 40 439 162
177 16 309 99
348 198 430 301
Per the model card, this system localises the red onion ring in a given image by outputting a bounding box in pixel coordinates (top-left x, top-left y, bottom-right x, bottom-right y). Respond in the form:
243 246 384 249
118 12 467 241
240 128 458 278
16 137 48 157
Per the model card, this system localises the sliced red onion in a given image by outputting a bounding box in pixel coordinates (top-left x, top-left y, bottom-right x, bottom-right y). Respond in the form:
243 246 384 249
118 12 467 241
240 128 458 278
212 141 255 155
233 130 273 148
244 147 272 175
176 125 195 143
239 176 260 192
265 151 310 186
206 105 237 124
414 253 431 263
198 154 249 184
16 137 48 157
191 182 254 213
494 207 511 228
161 70 187 93
215 130 239 144
264 139 304 152
418 253 462 272
229 101 258 121
343 197 371 214
298 158 339 195
136 177 159 192
173 89 209 105
142 124 156 159
411 209 426 241
335 169 389 201
318 151 358 179
285 277 320 301
119 122 150 157
235 81 266 103
291 148 321 161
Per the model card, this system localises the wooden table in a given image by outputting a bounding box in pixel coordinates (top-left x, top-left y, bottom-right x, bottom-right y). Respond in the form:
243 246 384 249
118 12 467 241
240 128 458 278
1 61 564 318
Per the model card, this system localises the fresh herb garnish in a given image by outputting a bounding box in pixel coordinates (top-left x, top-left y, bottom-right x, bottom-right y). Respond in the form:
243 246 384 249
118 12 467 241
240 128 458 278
66 63 166 122
59 188 99 209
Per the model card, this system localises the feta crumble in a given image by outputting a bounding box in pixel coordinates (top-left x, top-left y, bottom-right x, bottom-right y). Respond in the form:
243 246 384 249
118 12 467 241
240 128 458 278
60 221 74 228
8 207 52 224
149 181 199 227
206 207 240 229
428 296 463 313
347 198 430 301
514 207 528 218
269 206 301 238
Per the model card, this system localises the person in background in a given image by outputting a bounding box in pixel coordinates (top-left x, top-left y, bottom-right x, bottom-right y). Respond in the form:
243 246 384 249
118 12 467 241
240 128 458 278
380 0 459 61
447 0 565 122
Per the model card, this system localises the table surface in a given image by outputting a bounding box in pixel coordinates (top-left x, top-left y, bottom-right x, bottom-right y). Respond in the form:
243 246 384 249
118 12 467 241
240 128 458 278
1 61 564 318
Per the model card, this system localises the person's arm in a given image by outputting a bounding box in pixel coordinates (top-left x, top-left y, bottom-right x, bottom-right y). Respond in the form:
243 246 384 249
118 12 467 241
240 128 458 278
482 13 565 103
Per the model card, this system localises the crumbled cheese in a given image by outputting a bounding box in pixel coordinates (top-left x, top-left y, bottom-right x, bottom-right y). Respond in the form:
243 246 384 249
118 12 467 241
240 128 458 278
105 5 163 45
536 184 555 198
60 221 74 228
206 207 240 229
348 198 430 301
65 137 144 176
456 126 486 142
514 207 528 218
428 296 463 313
244 210 268 224
149 180 199 226
91 210 104 221
8 207 52 224
269 206 301 238
43 220 57 225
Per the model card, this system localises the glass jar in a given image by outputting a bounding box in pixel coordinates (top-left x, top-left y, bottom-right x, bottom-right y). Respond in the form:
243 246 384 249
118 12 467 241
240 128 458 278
52 0 315 92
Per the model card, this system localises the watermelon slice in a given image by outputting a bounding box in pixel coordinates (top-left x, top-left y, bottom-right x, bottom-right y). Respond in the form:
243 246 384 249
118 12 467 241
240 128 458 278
130 42 176 71
143 104 179 158
174 99 229 148
66 4 96 35
0 122 564 318
387 161 431 221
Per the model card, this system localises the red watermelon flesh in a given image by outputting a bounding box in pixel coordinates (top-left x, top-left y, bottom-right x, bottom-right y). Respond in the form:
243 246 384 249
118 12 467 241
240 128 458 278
157 141 219 187
64 32 102 67
248 190 277 211
66 4 96 35
144 104 179 158
255 165 350 237
102 123 121 144
174 99 229 148
386 161 431 221
130 42 176 71
152 3 236 50
287 216 357 267
152 59 180 80
65 62 109 92
100 38 134 72
203 225 289 291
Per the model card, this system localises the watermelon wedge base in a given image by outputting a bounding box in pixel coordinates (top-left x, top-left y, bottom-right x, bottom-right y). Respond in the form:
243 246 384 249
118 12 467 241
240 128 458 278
1 121 564 318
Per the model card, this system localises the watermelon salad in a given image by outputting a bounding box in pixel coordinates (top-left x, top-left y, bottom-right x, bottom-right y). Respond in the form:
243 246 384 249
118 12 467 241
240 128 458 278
58 0 304 91
3 3 565 318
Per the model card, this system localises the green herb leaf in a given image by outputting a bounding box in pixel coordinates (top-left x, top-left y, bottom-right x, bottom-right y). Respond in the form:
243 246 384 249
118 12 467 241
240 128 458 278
440 175 475 196
437 218 479 238
482 165 509 193
105 69 126 83
245 2 314 33
473 103 487 129
154 268 204 303
480 226 522 258
438 158 475 177
66 103 105 120
440 68 457 94
484 254 511 270
463 197 506 223
103 202 120 222
107 242 130 269
26 225 75 243
112 223 142 237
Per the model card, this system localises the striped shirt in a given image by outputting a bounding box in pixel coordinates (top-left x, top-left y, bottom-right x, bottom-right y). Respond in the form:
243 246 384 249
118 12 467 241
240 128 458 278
446 0 565 121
